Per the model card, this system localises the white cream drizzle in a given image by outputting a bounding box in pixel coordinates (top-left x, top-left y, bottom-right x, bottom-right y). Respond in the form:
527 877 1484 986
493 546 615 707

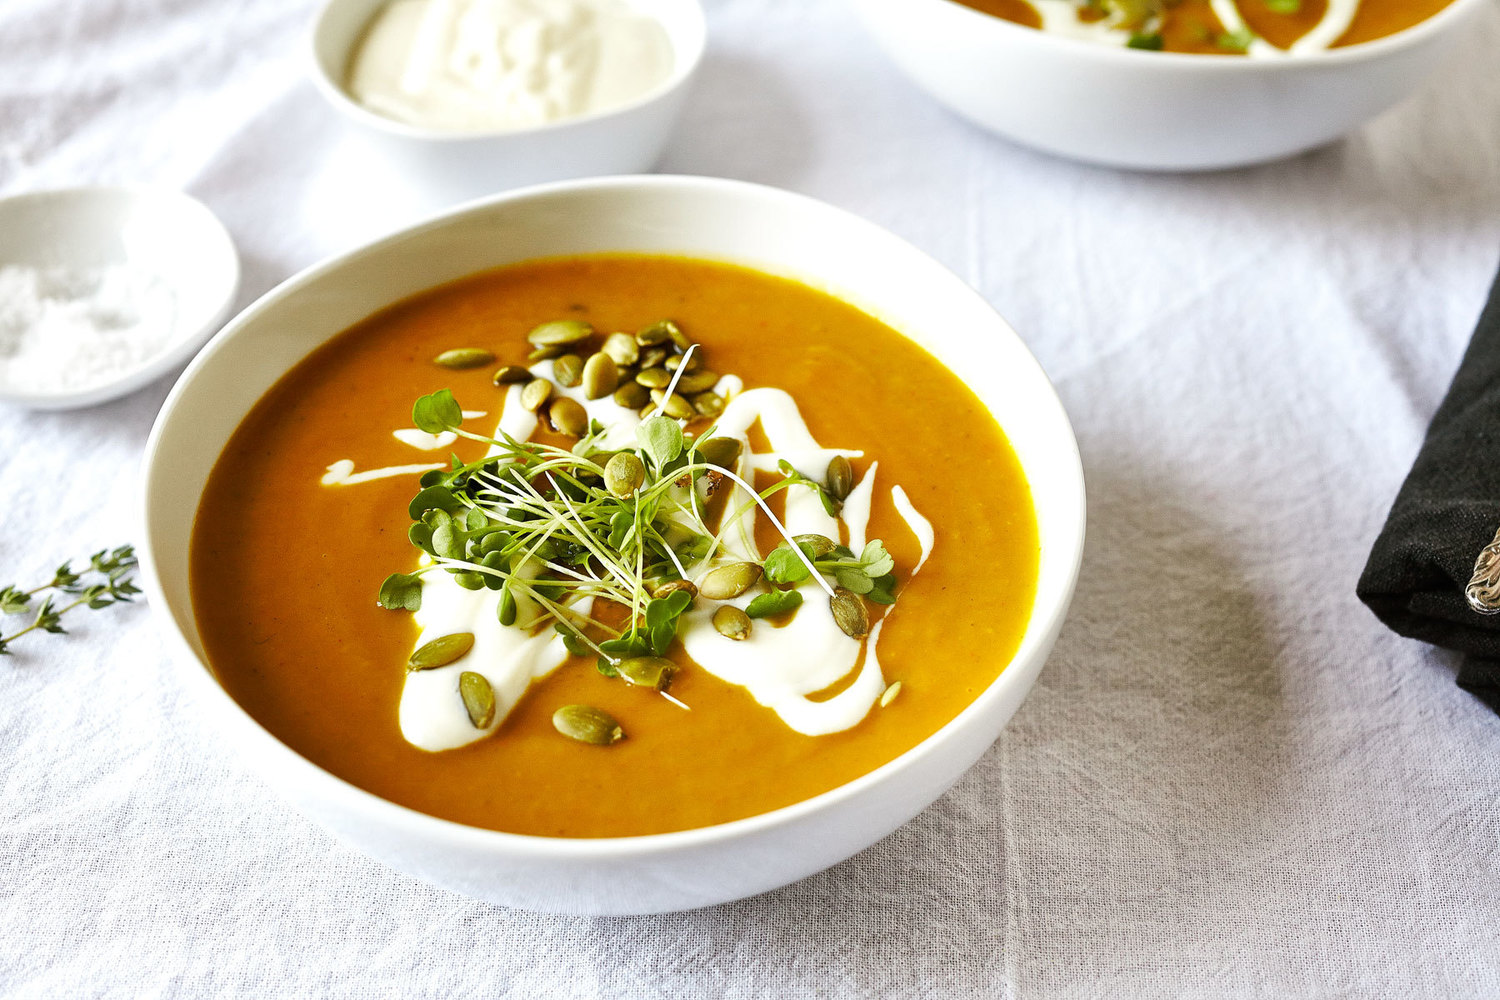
892 485 935 573
324 356 935 752
1032 0 1362 56
321 459 444 485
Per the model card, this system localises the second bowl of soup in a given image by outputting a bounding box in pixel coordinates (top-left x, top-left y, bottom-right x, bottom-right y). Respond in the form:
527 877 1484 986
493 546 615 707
852 0 1488 170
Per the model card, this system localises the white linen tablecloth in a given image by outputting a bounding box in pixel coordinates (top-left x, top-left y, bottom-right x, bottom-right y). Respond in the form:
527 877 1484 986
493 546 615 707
3 0 1500 995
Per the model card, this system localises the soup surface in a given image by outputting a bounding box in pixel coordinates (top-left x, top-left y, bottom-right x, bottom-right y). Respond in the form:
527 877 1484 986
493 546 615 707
953 0 1454 54
191 255 1038 837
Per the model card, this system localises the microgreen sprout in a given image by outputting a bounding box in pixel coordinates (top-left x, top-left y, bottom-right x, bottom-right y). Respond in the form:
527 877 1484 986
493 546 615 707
379 380 898 673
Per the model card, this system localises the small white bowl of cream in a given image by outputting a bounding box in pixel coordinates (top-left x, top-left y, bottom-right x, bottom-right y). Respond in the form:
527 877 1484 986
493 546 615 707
0 187 239 410
309 0 705 202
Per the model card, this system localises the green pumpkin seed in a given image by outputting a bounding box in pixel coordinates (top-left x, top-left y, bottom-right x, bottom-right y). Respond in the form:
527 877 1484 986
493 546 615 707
793 533 837 558
698 562 762 600
650 389 695 420
696 436 741 470
830 588 869 639
582 352 619 400
527 319 593 347
615 655 677 691
459 671 496 728
604 452 645 497
652 579 698 603
638 346 668 370
553 704 625 746
601 332 639 367
635 368 672 389
635 320 674 346
692 392 725 418
671 370 719 395
826 455 855 501
548 396 588 437
521 378 552 412
408 632 475 671
665 353 702 373
492 364 531 386
552 353 583 387
880 680 902 708
712 605 751 641
613 381 649 409
434 348 494 370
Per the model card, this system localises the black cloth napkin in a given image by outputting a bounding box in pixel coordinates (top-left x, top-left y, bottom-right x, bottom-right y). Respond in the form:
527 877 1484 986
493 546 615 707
1358 261 1500 714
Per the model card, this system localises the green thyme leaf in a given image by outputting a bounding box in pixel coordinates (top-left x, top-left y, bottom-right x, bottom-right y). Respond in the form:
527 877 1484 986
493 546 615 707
0 586 29 615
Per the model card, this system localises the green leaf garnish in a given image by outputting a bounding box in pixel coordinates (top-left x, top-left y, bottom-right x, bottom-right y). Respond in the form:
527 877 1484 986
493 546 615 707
867 573 899 606
860 540 895 579
637 414 683 470
1264 0 1299 12
763 543 814 585
378 572 424 611
1217 26 1254 51
747 589 804 619
413 388 463 434
1126 32 1164 50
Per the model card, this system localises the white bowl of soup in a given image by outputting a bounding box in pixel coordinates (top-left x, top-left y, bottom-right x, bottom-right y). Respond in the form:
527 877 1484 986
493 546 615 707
139 175 1085 914
850 0 1488 170
308 0 705 204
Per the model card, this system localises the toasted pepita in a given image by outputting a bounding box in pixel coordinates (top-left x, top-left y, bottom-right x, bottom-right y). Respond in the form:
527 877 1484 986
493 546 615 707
553 704 625 745
521 378 553 411
527 319 593 347
698 562 762 600
434 348 494 370
408 632 474 671
459 671 496 728
582 352 619 400
712 605 751 641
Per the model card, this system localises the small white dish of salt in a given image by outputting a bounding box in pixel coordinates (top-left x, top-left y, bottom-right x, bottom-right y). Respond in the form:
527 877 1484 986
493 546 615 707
0 186 239 410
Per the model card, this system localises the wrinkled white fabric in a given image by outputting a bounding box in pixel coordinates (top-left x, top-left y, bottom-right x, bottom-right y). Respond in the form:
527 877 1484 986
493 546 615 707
3 0 1500 996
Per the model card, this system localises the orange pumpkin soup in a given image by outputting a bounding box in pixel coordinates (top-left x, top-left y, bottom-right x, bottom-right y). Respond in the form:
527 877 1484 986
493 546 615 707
191 255 1038 837
953 0 1454 54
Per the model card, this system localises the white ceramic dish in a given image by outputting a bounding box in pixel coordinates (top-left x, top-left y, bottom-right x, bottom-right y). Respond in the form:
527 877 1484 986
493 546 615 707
850 0 1490 171
308 0 706 204
139 175 1086 915
0 187 239 410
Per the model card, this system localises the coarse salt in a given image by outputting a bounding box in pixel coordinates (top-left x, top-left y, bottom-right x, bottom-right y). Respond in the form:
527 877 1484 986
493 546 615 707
0 263 179 395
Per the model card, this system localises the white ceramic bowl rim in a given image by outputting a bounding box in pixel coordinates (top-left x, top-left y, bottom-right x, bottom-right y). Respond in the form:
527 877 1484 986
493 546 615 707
931 0 1490 69
308 0 707 142
0 185 239 409
141 173 1085 862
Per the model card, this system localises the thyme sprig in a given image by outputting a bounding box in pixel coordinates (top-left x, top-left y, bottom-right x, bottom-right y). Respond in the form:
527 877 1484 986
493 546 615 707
0 545 140 655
